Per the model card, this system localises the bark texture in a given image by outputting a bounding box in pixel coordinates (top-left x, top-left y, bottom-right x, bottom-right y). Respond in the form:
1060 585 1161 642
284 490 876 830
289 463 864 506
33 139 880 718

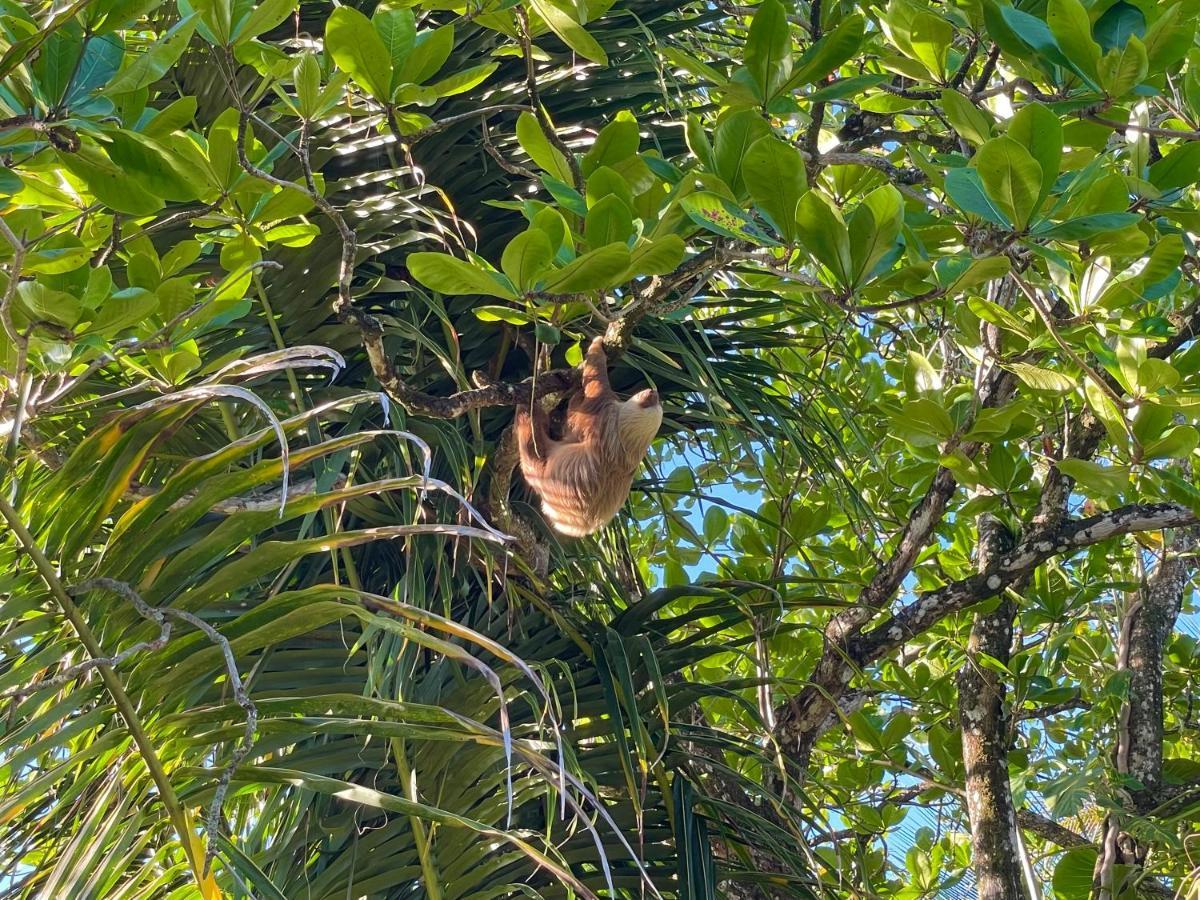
957 515 1024 900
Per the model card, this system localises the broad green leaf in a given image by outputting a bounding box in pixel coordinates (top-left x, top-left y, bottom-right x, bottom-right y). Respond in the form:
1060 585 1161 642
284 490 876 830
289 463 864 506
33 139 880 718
427 61 498 98
541 243 632 294
975 136 1043 230
474 305 532 324
1097 34 1147 98
685 113 715 171
501 229 554 291
897 397 956 440
1144 425 1198 460
584 195 633 250
1094 1 1144 52
1053 848 1100 900
744 0 792 101
1007 102 1061 213
1032 213 1140 240
528 0 607 65
713 109 772 197
940 90 992 146
516 111 574 186
326 6 393 100
1047 0 1102 81
233 0 295 43
681 191 770 244
795 191 852 288
104 16 197 94
84 287 159 336
881 0 952 79
622 235 685 280
1007 362 1076 393
106 129 203 202
373 4 416 88
937 255 1011 293
397 24 454 85
408 252 518 299
785 13 865 90
743 135 807 242
15 282 82 327
944 167 1010 227
1056 458 1130 495
1148 141 1200 192
581 112 640 177
847 184 903 285
59 142 162 215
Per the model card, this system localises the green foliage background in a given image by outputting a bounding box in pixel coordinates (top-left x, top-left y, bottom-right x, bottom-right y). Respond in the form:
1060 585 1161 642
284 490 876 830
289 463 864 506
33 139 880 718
1 0 1199 897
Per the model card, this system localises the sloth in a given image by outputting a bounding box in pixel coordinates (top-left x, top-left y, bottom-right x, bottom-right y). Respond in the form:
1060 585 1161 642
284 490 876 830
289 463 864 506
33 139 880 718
516 337 662 537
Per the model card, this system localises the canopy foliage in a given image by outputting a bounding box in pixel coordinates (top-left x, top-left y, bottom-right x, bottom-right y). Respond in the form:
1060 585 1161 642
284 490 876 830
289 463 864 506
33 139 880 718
1 0 1200 897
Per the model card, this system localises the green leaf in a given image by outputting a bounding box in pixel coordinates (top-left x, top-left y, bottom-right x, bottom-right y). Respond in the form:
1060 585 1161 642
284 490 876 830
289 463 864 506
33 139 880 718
581 112 640 177
847 184 903 286
1057 458 1130 495
501 229 554 292
1144 425 1198 460
516 111 574 186
1006 362 1076 393
233 0 295 43
622 235 685 280
373 4 415 88
1148 142 1200 192
968 296 1029 337
84 287 159 336
527 0 607 65
1047 0 1102 82
397 24 454 85
1007 102 1061 213
681 191 769 243
785 13 865 90
881 0 952 79
1052 847 1098 899
1032 213 1140 240
713 109 772 197
59 142 162 215
408 252 518 299
106 129 203 202
104 15 197 94
1098 34 1147 98
685 113 715 171
898 397 956 440
944 167 1010 227
584 195 633 250
473 305 532 324
937 256 1011 294
541 243 632 294
975 136 1043 230
326 6 393 100
427 61 498 98
940 90 992 146
795 191 852 287
744 0 792 101
15 282 82 327
743 135 807 242
1094 1 1145 52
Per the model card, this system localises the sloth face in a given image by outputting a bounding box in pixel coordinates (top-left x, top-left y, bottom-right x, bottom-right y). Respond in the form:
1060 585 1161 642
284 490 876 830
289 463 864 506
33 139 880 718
617 390 662 460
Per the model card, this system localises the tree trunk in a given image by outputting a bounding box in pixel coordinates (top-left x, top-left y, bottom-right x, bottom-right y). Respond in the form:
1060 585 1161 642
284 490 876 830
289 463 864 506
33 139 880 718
1098 527 1196 896
958 514 1026 900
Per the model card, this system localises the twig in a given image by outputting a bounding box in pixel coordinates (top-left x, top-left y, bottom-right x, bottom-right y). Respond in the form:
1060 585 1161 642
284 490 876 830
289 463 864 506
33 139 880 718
514 5 584 193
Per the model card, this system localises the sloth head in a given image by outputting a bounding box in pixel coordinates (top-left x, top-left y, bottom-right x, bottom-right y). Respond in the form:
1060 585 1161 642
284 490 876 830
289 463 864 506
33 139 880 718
617 388 662 463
